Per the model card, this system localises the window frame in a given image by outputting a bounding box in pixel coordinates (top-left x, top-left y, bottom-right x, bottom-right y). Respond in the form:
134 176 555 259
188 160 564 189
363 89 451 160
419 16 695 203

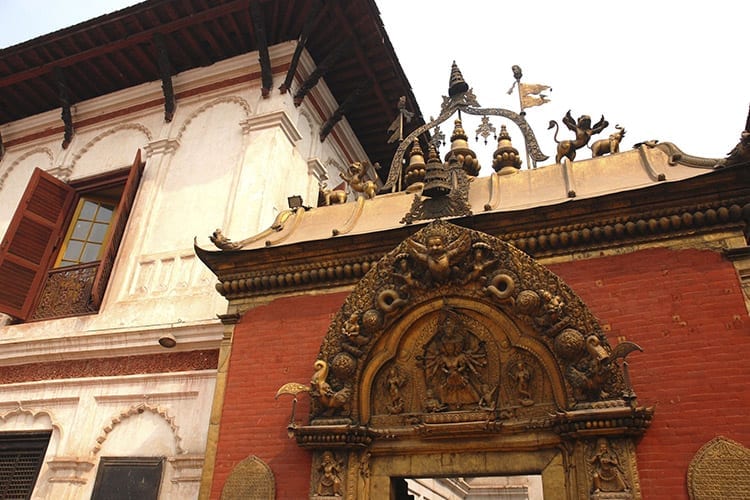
0 150 143 321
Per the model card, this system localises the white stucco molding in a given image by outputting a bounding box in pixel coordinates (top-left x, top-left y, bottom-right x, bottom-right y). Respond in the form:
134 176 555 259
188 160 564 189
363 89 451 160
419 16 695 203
307 158 327 184
0 320 222 366
91 402 184 457
168 455 205 483
46 457 95 484
144 138 181 157
240 110 302 146
0 147 55 192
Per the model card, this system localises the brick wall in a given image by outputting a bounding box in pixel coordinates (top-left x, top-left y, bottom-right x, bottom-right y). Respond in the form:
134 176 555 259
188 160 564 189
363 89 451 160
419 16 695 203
210 292 347 499
210 247 749 498
550 247 750 498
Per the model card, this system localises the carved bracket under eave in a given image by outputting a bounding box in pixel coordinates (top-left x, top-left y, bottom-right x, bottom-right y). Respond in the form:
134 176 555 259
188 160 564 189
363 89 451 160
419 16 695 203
153 33 176 122
250 0 273 97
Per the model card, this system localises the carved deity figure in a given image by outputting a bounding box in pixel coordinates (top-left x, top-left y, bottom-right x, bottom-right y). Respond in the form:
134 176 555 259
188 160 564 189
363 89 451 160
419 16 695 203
548 110 609 163
589 438 629 494
385 366 407 414
513 360 535 406
406 228 470 283
316 451 344 496
422 310 487 409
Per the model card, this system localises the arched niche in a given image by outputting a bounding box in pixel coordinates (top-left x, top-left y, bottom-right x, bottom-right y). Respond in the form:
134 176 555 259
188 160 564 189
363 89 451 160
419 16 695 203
287 221 652 499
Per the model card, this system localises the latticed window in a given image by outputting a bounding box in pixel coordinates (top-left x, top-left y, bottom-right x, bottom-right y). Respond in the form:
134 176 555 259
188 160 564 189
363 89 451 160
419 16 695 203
0 432 51 500
0 150 143 321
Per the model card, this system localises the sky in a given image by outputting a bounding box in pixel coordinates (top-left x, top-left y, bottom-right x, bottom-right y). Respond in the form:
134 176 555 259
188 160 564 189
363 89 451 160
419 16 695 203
1 0 747 166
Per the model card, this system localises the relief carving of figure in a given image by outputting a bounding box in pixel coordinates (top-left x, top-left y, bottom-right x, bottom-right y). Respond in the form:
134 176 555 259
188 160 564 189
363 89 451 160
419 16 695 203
341 312 370 357
464 242 497 284
316 451 344 496
406 228 471 283
385 365 408 414
513 360 535 406
589 438 630 494
548 110 609 163
421 309 487 410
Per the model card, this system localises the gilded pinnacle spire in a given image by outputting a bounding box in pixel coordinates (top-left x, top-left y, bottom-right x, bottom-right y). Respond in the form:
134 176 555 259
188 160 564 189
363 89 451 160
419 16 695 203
422 143 451 198
448 61 469 98
446 118 480 176
492 125 522 174
405 139 426 187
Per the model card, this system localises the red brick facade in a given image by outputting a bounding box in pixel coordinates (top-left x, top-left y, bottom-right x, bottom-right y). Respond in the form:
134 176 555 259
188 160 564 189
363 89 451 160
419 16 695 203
210 247 749 499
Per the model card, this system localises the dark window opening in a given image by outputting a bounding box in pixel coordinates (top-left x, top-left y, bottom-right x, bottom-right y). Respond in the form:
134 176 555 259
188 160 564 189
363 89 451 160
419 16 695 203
90 457 163 500
0 431 51 500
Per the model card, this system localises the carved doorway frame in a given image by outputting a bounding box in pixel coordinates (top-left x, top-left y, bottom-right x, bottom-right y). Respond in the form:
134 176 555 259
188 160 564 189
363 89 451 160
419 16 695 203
287 221 651 499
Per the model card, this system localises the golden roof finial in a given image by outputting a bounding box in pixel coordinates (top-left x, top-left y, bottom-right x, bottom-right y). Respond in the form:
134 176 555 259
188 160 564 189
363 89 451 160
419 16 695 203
446 118 480 176
448 61 469 98
492 125 522 174
405 139 426 187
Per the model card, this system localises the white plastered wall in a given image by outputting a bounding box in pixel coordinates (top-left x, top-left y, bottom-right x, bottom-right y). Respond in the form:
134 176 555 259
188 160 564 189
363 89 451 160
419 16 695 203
0 41 368 499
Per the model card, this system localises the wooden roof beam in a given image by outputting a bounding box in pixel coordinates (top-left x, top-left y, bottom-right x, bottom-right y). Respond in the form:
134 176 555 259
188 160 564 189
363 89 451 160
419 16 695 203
249 0 273 97
320 79 371 141
54 67 74 149
279 0 323 94
331 2 390 116
0 0 252 88
153 33 176 123
293 39 349 107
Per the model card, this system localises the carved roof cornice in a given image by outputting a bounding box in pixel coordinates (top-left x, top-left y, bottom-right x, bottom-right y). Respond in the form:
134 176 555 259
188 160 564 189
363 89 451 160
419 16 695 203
196 166 750 302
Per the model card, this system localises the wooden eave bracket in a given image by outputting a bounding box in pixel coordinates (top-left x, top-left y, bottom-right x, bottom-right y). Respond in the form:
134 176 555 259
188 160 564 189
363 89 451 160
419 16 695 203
153 33 176 122
279 0 323 94
320 79 371 142
293 40 349 107
54 67 74 149
250 0 273 98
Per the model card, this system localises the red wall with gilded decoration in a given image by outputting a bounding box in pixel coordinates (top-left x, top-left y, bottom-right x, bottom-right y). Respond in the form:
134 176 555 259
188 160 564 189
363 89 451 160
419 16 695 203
210 247 749 499
549 247 750 498
210 292 348 500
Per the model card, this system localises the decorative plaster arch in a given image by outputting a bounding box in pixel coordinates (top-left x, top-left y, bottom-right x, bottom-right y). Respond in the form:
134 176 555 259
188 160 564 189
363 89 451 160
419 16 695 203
67 123 152 176
174 96 252 143
0 147 55 192
0 404 63 439
289 221 652 499
91 403 184 457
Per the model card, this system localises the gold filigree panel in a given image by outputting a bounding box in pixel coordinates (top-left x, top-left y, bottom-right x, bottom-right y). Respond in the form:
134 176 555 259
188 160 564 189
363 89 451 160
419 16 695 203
220 455 274 500
688 436 750 500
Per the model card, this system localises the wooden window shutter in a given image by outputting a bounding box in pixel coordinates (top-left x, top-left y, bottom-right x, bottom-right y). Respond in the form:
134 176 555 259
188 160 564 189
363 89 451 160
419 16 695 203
90 150 144 308
0 168 77 320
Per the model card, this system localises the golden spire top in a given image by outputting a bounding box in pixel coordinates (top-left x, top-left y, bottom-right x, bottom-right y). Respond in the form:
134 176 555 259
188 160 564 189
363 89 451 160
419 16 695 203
405 139 426 187
448 61 469 98
492 125 522 174
446 118 480 176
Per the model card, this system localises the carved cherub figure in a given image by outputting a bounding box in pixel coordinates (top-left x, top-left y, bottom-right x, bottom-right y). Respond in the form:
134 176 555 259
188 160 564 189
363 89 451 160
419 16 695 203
406 229 471 283
548 110 609 163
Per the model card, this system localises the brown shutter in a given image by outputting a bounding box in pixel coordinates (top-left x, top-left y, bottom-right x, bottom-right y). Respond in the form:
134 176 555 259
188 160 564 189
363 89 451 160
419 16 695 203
0 168 77 320
90 150 144 308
